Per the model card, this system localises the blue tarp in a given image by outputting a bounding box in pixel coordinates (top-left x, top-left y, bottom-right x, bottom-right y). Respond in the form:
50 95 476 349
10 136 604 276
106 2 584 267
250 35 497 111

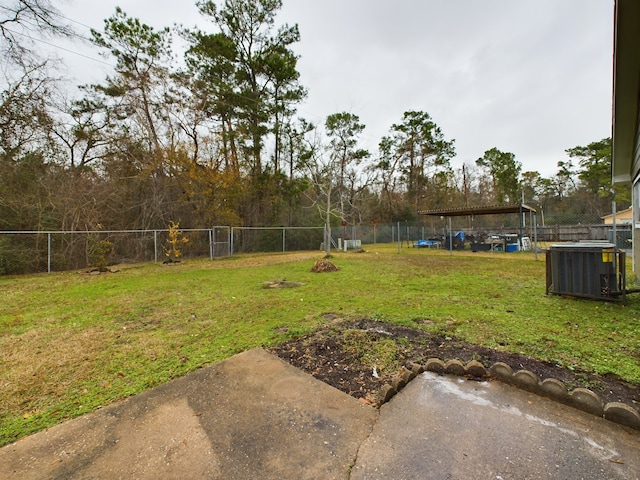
414 240 439 248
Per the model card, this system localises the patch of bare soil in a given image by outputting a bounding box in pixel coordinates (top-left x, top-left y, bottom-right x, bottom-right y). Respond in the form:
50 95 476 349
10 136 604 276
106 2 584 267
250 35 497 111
262 279 305 288
270 318 640 410
85 268 117 274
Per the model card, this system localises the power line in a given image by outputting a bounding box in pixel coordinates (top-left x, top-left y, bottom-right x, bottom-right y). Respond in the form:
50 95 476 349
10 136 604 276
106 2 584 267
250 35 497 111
57 12 96 32
0 7 380 151
2 26 114 67
0 3 94 31
0 4 110 65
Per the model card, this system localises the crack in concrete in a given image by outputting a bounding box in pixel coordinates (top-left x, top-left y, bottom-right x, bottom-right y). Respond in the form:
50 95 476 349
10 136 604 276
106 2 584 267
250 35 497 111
347 408 380 479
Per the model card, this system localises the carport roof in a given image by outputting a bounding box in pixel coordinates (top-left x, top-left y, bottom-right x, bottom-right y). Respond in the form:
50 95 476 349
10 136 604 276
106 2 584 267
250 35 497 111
419 204 536 217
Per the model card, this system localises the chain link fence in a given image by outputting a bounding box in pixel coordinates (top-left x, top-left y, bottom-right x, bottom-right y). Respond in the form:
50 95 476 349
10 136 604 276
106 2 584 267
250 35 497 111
0 228 232 275
0 219 632 275
0 226 328 275
331 219 631 253
230 227 325 255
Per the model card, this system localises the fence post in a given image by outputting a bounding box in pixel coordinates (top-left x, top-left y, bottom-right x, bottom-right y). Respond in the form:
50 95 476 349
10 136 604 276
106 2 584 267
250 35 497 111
533 213 538 261
154 230 158 263
209 228 214 260
230 227 234 256
282 228 286 253
48 233 51 273
612 201 617 248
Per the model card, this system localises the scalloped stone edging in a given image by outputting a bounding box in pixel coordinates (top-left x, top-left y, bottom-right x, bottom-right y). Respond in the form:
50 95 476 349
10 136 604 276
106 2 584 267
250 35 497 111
376 359 640 431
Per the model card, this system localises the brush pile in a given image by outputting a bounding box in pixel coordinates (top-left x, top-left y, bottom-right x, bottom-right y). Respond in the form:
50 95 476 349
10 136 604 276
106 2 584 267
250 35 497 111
311 258 339 273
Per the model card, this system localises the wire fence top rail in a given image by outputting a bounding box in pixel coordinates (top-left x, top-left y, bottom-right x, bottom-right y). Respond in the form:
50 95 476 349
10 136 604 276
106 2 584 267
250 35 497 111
233 226 324 230
0 227 233 235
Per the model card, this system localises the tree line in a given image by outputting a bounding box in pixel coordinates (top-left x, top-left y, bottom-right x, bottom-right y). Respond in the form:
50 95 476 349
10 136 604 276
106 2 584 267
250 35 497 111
0 0 629 237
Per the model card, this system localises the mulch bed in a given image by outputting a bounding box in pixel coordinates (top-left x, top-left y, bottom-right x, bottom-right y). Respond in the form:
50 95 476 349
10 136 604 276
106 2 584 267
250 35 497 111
270 318 640 410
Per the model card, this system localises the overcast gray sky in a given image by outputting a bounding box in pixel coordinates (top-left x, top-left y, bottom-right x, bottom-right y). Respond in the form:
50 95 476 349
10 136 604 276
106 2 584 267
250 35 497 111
57 0 614 178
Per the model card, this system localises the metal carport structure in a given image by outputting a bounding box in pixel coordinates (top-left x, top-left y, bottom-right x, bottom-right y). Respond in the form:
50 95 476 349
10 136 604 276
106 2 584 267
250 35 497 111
418 204 538 258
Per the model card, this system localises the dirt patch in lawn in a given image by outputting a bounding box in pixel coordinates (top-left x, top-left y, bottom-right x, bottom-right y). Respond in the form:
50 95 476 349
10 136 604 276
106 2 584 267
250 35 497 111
262 279 305 288
270 318 640 410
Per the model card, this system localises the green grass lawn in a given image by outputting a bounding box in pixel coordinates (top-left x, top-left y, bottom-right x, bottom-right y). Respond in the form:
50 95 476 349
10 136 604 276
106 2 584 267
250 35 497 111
1 245 639 446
